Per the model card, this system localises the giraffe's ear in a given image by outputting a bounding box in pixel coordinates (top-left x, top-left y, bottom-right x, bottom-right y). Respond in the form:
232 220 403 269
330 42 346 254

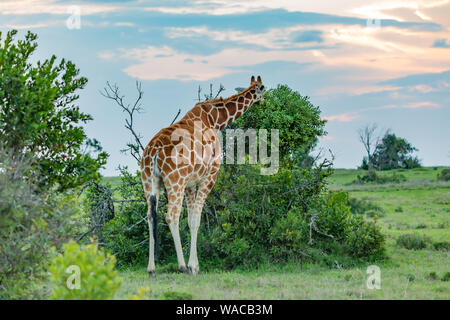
251 76 255 84
257 76 262 83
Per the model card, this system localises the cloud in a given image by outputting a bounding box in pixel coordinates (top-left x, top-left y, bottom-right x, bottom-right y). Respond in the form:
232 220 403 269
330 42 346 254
114 22 135 27
379 70 450 92
433 38 450 48
0 0 120 15
322 113 360 122
322 100 441 124
118 45 325 81
382 101 441 109
291 30 324 43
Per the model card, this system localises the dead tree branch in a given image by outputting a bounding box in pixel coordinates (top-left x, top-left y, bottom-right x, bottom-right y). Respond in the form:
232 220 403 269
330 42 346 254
101 81 145 162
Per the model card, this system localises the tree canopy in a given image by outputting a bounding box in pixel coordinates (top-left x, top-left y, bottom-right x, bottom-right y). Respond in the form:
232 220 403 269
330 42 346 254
0 30 108 191
234 84 327 167
360 131 421 170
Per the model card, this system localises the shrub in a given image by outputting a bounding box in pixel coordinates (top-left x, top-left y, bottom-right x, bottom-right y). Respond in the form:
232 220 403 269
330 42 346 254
426 271 438 280
354 170 406 184
95 163 385 270
163 290 193 300
49 241 122 300
396 234 431 250
0 147 81 299
441 272 450 282
127 287 150 300
432 241 450 251
437 169 450 181
347 197 384 216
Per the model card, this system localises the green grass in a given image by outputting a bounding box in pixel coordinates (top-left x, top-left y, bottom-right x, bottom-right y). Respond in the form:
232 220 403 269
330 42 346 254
115 167 450 300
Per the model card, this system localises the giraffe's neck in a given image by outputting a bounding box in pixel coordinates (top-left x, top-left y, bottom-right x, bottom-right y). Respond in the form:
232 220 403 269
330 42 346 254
208 85 257 130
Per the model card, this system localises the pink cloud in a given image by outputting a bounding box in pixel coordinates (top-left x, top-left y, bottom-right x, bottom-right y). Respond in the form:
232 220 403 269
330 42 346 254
322 113 360 122
381 102 441 109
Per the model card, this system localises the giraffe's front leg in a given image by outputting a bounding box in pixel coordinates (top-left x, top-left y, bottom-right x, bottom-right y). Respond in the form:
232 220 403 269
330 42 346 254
187 174 218 275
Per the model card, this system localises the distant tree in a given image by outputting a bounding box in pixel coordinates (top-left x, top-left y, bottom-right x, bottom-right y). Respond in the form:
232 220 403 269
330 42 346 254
370 132 421 170
358 123 380 170
0 30 108 191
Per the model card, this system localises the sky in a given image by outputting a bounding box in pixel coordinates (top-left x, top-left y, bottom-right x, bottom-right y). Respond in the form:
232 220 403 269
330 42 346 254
1 0 449 175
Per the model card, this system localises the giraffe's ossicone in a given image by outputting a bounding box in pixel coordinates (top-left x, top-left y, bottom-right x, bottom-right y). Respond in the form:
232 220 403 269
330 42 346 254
141 76 265 275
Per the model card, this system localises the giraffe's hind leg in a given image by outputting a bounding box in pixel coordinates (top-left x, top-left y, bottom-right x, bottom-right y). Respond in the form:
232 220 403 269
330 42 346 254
142 168 161 277
165 180 188 273
145 192 159 277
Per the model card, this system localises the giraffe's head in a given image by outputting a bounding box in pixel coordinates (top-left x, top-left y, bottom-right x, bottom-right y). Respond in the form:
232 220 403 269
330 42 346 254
250 75 265 104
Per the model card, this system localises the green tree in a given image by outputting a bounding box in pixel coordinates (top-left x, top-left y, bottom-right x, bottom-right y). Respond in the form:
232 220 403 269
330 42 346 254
370 133 421 170
234 84 326 167
0 30 107 191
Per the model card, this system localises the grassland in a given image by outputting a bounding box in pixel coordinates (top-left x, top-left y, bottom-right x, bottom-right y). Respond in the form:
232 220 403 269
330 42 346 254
115 167 449 300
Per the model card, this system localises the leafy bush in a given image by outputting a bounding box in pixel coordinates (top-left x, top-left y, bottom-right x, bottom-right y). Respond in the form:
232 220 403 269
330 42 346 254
426 271 438 280
396 234 431 250
96 164 385 270
163 290 193 300
0 147 81 299
127 287 150 300
49 241 122 300
437 169 450 181
354 170 406 184
432 241 450 251
347 197 384 217
442 272 450 282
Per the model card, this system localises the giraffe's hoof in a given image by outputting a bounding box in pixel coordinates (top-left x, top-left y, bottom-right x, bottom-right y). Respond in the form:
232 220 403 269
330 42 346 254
148 270 156 278
188 266 200 275
179 266 189 274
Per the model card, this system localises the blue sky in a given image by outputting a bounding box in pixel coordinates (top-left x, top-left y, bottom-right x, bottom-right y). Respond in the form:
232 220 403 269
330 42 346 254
1 0 449 175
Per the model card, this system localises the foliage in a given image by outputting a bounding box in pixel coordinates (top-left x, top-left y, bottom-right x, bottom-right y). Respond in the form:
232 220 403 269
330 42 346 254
82 181 115 243
437 168 450 181
0 147 81 299
347 197 384 217
127 287 151 300
49 241 122 300
0 30 107 191
432 241 449 251
234 84 326 167
95 164 385 269
442 272 450 282
360 133 421 170
163 290 193 300
396 234 431 250
354 169 407 184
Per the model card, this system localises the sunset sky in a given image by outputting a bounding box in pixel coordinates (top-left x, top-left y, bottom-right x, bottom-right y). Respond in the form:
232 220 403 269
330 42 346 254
1 0 449 175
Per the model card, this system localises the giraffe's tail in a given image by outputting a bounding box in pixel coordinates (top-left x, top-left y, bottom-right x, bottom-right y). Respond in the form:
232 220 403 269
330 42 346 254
150 194 160 261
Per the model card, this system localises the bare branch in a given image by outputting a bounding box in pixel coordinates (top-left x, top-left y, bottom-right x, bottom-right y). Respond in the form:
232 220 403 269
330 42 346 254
101 81 145 161
358 123 379 166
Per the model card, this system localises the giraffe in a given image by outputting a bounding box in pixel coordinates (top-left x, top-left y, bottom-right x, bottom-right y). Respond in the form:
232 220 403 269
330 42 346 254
141 76 266 275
